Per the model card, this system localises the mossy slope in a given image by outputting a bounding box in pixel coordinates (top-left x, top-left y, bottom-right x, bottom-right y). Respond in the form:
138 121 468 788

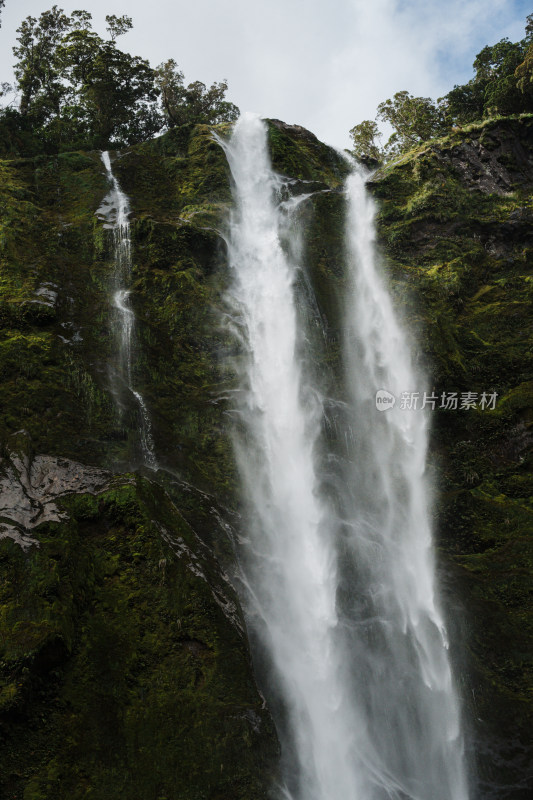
0 125 280 799
0 462 276 800
371 116 533 796
1 113 532 799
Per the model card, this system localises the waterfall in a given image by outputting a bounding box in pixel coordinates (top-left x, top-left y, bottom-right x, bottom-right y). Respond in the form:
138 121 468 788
221 114 469 800
220 113 361 800
339 168 470 799
99 151 157 470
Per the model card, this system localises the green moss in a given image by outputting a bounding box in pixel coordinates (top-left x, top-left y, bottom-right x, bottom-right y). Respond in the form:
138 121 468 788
372 117 533 763
266 120 348 187
114 124 231 224
0 120 287 799
0 160 39 256
496 381 533 417
0 477 277 800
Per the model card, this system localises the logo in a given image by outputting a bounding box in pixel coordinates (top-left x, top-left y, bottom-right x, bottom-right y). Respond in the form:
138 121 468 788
375 389 396 411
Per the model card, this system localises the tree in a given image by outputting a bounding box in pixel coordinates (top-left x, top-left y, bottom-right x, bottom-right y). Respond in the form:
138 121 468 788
442 18 533 126
349 120 383 162
10 8 161 151
155 59 186 126
377 91 446 155
155 59 239 129
105 14 133 41
441 80 485 127
57 27 160 148
515 42 533 107
515 16 533 110
4 7 240 155
347 12 533 162
13 6 72 117
473 38 527 115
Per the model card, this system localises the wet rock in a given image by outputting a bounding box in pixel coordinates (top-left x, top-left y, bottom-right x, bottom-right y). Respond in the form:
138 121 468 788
368 115 533 797
0 431 110 550
34 283 58 306
18 282 60 326
441 140 514 195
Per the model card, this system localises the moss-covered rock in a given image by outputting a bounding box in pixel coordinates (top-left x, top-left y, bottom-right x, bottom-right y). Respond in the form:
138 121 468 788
0 125 280 798
1 111 532 798
0 440 276 800
371 115 533 795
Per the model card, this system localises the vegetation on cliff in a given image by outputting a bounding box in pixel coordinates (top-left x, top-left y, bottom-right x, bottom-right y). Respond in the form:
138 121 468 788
0 438 276 799
0 121 278 798
0 6 531 795
0 7 238 157
368 116 533 796
350 13 533 161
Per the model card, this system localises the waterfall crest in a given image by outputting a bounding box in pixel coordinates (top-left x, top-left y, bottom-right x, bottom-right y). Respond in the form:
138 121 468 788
99 151 157 470
221 115 469 800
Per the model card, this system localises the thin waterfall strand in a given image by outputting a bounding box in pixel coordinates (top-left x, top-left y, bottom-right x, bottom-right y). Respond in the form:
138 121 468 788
99 151 157 470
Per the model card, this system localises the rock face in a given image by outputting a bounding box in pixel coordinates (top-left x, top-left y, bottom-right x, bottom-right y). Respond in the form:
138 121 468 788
0 466 277 799
0 431 110 550
0 115 531 798
0 127 281 800
368 116 533 799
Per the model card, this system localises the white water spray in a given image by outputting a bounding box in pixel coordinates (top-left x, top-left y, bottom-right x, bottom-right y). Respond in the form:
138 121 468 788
221 115 469 800
99 151 157 470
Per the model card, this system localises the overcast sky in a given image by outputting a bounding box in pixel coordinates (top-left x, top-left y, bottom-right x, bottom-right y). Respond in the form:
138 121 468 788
0 0 531 148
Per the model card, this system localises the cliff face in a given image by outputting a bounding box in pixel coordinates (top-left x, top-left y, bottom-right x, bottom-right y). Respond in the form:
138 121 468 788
0 116 531 798
369 117 533 798
0 128 280 800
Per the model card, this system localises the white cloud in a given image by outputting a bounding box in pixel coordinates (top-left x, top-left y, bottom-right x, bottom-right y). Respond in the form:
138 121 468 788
0 0 529 148
315 0 520 146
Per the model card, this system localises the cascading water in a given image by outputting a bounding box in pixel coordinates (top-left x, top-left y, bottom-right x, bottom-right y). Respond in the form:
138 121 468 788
99 151 157 470
338 167 470 799
220 113 360 800
221 114 469 800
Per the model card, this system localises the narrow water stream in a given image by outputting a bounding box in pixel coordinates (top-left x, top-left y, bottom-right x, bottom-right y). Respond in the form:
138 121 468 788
98 151 157 470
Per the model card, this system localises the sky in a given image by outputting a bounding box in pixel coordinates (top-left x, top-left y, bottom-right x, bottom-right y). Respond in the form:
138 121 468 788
0 0 531 149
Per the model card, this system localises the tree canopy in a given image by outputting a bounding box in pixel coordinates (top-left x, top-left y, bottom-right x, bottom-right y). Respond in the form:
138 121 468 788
377 92 446 156
350 14 533 163
349 120 383 163
155 59 239 130
0 6 239 156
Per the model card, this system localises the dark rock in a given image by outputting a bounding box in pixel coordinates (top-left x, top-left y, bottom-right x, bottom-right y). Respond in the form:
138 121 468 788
0 431 110 550
369 115 533 797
